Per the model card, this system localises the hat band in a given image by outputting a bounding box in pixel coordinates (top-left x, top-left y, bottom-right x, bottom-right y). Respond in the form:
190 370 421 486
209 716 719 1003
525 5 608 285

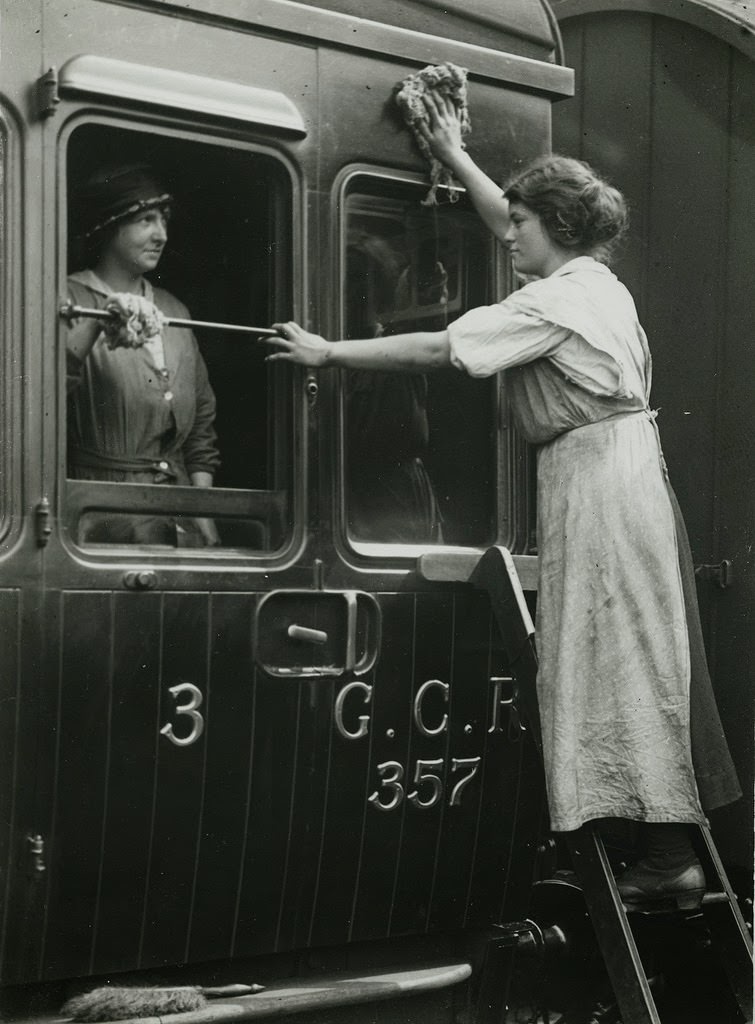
82 193 172 240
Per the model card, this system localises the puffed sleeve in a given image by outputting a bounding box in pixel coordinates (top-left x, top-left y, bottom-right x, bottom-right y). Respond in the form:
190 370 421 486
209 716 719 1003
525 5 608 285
448 301 570 378
448 265 638 398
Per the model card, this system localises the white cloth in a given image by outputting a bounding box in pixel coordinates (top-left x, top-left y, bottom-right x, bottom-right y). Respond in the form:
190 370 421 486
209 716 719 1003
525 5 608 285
449 258 704 831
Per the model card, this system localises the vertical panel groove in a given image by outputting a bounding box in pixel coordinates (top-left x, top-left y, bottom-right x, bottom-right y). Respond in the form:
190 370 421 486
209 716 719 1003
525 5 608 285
578 21 587 156
0 592 22 974
184 593 213 963
230 666 257 958
644 14 657 319
462 608 495 928
386 593 417 935
38 591 64 978
496 733 526 924
707 44 735 681
137 592 165 967
274 686 302 951
346 674 377 944
88 593 116 973
306 684 335 949
423 594 456 931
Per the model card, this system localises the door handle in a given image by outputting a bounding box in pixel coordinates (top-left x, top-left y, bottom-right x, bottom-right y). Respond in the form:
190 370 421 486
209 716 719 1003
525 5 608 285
287 624 328 644
256 590 381 678
695 559 734 589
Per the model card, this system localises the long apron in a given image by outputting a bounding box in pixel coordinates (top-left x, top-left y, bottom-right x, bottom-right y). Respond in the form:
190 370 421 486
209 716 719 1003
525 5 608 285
536 411 705 831
447 257 740 831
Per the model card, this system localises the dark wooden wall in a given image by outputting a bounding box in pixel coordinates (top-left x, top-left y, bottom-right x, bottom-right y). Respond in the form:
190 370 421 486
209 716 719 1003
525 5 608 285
552 8 755 870
3 587 543 984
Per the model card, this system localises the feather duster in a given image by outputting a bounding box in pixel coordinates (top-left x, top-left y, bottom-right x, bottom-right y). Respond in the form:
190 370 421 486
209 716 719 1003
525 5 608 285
62 982 263 1021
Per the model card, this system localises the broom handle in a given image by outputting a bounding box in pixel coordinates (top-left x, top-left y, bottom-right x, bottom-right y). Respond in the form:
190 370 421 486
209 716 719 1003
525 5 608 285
59 302 280 338
144 984 262 996
199 984 263 997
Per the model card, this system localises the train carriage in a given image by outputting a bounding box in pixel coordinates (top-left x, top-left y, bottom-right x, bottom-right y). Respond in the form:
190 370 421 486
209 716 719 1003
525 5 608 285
0 1 575 1020
0 1 752 1023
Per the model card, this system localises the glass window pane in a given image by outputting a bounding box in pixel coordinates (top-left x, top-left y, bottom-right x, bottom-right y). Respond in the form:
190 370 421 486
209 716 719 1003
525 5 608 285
64 124 293 551
343 184 499 547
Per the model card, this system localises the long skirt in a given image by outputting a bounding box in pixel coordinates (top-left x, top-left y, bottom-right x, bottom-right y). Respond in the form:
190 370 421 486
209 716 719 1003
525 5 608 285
535 414 739 832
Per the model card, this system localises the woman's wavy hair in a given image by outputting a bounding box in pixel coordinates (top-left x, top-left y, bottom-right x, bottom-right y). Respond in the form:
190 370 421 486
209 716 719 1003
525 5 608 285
503 154 628 263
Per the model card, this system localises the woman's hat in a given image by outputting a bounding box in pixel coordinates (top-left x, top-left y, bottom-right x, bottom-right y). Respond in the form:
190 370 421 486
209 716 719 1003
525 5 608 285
74 163 172 239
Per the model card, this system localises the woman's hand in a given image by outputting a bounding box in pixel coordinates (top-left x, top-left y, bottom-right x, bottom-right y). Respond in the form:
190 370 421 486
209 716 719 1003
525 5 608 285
102 293 165 349
195 517 222 546
418 92 467 170
189 471 221 546
266 322 334 366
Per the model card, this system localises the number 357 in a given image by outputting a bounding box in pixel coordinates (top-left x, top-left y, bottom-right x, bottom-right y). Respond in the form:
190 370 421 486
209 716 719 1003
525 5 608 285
368 757 480 812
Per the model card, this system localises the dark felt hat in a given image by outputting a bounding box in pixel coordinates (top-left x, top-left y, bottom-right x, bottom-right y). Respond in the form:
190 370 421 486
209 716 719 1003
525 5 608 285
74 163 172 239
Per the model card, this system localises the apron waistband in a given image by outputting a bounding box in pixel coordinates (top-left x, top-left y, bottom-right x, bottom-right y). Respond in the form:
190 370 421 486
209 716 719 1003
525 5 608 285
568 407 669 479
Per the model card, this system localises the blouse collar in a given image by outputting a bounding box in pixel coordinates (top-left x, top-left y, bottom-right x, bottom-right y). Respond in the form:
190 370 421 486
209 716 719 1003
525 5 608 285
69 268 153 302
550 255 612 278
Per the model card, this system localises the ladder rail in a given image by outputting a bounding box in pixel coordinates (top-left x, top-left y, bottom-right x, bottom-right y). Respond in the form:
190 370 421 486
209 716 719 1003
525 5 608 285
470 545 753 1024
696 825 754 1018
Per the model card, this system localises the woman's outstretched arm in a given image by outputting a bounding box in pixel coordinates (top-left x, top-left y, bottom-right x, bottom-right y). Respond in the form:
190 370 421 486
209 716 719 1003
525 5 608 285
265 322 451 372
419 92 510 244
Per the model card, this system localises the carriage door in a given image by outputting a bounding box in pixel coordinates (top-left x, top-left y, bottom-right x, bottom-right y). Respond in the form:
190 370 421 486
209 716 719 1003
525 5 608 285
11 43 312 984
0 71 49 984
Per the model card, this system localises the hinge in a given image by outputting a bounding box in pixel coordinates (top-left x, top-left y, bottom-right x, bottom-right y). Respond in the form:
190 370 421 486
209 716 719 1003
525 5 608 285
35 497 52 547
695 559 734 589
37 67 59 118
27 833 46 874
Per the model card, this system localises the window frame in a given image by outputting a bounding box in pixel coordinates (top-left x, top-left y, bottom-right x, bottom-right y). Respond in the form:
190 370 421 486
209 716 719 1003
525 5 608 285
332 164 531 563
0 107 23 552
57 110 305 566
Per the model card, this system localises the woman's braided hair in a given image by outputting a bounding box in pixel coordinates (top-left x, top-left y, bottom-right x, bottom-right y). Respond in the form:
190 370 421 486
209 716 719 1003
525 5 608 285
503 154 628 263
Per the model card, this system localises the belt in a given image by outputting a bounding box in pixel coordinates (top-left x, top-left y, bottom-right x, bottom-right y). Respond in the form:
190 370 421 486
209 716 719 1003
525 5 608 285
70 447 179 481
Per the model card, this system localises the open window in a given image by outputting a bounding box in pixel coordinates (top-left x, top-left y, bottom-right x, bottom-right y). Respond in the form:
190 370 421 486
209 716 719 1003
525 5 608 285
340 175 512 550
63 123 295 554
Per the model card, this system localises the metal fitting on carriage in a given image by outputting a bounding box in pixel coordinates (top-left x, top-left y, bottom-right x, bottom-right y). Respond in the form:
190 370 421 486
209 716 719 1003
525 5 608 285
27 834 46 874
123 570 158 591
493 919 568 956
35 498 52 547
695 559 734 589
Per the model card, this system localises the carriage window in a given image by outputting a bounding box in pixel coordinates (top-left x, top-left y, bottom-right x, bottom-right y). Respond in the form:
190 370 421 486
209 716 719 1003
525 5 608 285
64 124 293 552
342 182 499 547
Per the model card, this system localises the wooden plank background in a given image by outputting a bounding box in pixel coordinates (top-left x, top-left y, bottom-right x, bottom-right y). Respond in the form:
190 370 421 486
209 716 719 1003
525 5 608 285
552 8 755 869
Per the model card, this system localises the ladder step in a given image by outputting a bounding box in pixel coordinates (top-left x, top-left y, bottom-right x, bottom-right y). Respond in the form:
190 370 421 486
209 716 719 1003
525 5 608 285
471 546 753 1024
623 889 731 916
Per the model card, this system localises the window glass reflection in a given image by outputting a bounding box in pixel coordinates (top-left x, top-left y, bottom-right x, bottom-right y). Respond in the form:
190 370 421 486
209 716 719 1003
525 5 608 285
343 188 498 547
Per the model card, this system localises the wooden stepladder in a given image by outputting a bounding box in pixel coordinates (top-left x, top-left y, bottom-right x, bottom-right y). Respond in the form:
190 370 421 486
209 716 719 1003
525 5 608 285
468 545 753 1024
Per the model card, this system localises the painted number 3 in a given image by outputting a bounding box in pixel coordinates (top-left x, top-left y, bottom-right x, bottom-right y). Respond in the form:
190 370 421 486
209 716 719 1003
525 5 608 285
160 682 205 747
368 757 480 812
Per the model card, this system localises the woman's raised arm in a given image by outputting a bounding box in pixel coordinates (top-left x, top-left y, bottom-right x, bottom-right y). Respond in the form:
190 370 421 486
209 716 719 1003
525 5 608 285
419 92 510 244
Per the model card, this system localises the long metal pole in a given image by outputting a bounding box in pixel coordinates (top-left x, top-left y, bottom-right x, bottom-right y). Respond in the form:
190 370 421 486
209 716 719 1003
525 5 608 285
59 303 280 337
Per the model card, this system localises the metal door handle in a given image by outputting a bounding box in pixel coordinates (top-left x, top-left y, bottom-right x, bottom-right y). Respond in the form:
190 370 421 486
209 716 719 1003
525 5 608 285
287 624 328 644
695 559 734 589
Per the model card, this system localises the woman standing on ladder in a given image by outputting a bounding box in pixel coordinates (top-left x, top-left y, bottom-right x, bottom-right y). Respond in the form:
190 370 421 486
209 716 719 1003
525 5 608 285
263 92 741 905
